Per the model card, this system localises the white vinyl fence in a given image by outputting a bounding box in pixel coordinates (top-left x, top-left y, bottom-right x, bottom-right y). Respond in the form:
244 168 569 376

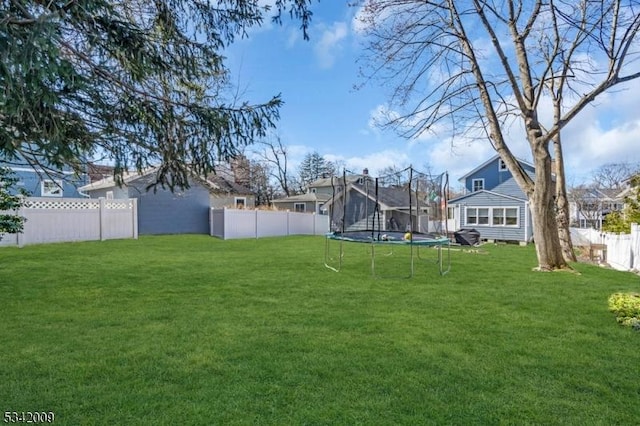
571 225 640 272
0 197 138 247
210 208 329 240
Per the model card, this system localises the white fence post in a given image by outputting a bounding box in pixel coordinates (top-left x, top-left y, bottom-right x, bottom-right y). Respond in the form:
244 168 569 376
631 223 639 271
132 198 139 239
17 202 25 248
99 198 105 241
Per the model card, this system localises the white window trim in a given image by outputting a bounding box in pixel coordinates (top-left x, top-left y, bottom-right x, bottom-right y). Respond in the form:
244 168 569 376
234 197 247 209
472 178 484 192
294 202 306 213
106 191 114 200
492 207 520 227
41 179 63 197
465 206 520 227
498 159 508 171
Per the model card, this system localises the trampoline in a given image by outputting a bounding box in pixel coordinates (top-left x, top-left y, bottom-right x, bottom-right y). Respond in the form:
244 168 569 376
323 166 451 277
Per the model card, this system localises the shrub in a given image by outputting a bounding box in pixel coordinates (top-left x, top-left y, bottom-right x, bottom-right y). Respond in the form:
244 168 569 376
608 293 640 330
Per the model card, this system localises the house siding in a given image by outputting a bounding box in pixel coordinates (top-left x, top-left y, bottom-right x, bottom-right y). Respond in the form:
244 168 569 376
83 186 129 199
210 193 255 210
9 168 88 198
132 175 211 234
451 191 528 242
463 158 535 193
271 201 316 213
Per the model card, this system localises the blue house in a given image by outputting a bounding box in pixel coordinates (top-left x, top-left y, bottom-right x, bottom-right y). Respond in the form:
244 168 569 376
1 163 89 198
448 155 535 244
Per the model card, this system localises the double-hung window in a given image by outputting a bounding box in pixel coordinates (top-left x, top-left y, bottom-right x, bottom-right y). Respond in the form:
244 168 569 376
466 207 489 225
467 206 518 226
294 203 306 213
492 207 518 226
472 179 484 192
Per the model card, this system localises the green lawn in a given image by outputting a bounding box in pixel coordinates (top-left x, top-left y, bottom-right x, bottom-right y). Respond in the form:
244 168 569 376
1 235 639 425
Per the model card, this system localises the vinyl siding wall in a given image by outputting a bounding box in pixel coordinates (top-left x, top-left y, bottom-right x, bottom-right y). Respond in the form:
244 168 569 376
271 201 316 213
451 191 529 242
463 159 535 193
132 176 211 234
10 168 89 198
209 193 255 210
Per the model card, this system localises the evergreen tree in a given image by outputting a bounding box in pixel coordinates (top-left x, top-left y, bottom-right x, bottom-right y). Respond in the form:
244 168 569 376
1 0 314 189
0 167 27 240
297 151 335 191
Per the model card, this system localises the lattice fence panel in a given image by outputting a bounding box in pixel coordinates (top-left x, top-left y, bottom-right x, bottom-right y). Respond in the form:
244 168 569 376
24 199 100 210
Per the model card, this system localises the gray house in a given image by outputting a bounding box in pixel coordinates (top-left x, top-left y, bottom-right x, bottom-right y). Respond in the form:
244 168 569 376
448 155 535 244
271 192 331 213
271 171 369 214
79 169 255 235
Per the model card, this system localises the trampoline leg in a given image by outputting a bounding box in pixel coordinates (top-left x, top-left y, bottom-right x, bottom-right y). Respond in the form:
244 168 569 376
371 243 414 280
324 237 343 272
438 243 451 275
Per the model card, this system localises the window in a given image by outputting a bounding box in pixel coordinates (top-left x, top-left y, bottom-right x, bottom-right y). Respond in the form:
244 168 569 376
466 207 489 225
447 206 455 220
311 188 317 193
294 203 306 213
505 208 518 225
478 208 489 225
472 179 484 192
466 208 478 225
234 197 246 209
467 206 518 227
106 191 114 200
41 180 63 197
498 159 508 171
493 207 518 226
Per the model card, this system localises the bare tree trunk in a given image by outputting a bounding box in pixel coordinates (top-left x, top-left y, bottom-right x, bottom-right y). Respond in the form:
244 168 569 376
530 145 570 271
553 138 577 262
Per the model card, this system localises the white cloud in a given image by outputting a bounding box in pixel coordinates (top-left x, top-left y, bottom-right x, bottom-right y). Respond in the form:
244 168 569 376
314 22 348 69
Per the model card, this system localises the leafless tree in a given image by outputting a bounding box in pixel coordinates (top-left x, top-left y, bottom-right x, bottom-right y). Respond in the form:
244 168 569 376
568 184 607 229
250 134 297 197
357 0 640 270
592 162 640 189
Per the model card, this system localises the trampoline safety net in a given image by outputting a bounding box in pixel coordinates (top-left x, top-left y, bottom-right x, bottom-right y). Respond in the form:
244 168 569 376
326 166 448 238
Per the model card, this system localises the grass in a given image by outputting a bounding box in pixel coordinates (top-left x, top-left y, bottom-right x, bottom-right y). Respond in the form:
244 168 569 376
1 235 640 425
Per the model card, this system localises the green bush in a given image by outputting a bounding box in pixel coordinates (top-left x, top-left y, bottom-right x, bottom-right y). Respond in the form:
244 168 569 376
608 293 640 329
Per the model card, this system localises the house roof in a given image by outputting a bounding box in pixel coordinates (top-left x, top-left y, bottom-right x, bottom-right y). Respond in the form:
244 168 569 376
320 182 430 212
309 174 370 188
78 167 252 195
448 189 527 204
457 154 535 182
568 186 623 201
272 192 331 204
78 170 147 191
86 163 115 183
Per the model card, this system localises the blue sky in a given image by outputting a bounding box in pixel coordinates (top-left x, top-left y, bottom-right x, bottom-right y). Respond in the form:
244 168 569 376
226 1 640 189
